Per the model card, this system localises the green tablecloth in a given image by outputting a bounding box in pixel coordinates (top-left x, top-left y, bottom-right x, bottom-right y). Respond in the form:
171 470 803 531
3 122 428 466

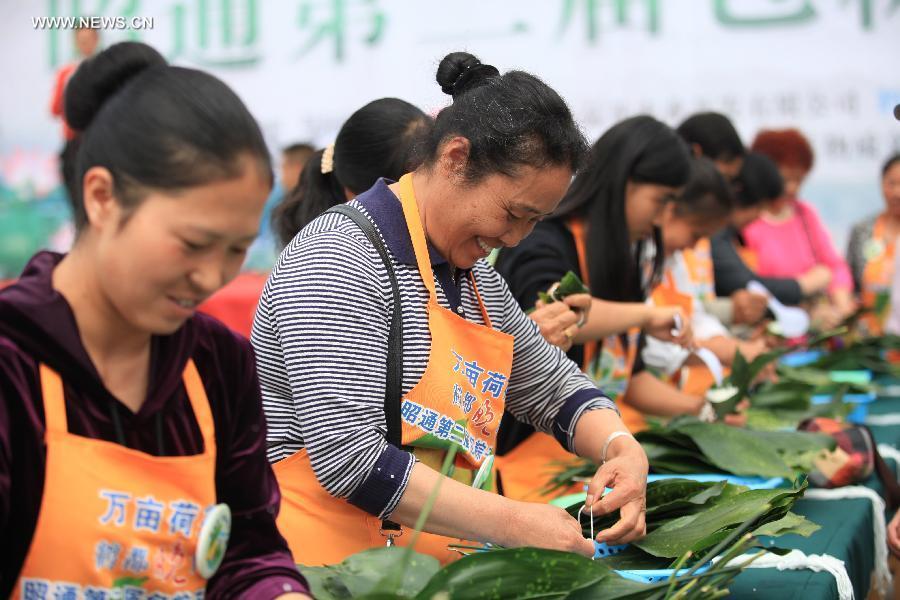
729 497 875 599
729 383 900 598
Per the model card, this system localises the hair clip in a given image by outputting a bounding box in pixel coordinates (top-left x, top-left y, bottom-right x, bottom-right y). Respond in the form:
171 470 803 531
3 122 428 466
321 143 335 175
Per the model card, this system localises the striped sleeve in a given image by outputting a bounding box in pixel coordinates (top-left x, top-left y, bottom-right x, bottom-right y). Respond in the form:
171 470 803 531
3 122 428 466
251 215 414 519
475 265 619 451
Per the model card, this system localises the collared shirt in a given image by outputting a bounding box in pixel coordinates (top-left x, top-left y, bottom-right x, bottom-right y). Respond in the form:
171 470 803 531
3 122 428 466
0 252 307 599
252 179 616 519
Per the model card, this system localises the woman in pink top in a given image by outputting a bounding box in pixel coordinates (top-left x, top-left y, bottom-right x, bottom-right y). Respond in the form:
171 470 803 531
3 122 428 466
743 128 855 327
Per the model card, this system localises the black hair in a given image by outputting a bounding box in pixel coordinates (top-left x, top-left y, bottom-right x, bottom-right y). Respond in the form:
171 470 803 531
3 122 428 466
672 157 735 221
734 152 784 208
283 142 315 157
883 153 900 177
272 98 430 247
553 116 692 303
676 112 745 162
65 41 272 233
59 138 80 214
421 51 587 182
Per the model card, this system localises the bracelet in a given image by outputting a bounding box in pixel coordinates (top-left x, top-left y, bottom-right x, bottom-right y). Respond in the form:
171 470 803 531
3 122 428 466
601 431 635 463
576 311 587 328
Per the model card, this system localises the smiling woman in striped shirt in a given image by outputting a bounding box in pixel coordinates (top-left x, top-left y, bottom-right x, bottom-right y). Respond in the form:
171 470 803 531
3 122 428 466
251 51 649 566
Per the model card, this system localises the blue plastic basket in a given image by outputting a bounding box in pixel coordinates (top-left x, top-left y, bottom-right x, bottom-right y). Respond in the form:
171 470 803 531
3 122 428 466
616 564 711 584
779 350 824 368
810 390 876 424
646 473 785 489
549 493 715 584
828 369 873 384
589 541 711 583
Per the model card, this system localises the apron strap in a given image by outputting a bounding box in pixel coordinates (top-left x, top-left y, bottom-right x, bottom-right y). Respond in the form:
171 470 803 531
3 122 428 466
325 204 406 450
39 364 68 435
399 174 439 303
566 217 598 369
38 360 216 456
468 272 494 329
182 359 217 456
328 200 411 538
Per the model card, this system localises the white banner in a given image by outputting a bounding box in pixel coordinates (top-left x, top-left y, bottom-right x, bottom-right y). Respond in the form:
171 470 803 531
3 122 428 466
1 0 899 276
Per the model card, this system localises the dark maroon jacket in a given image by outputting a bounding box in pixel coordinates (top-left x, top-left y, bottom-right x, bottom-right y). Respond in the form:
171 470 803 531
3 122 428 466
0 252 307 598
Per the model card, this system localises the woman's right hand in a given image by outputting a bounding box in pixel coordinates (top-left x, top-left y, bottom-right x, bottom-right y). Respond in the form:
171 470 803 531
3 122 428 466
530 299 581 351
499 501 595 557
644 306 693 348
798 264 832 295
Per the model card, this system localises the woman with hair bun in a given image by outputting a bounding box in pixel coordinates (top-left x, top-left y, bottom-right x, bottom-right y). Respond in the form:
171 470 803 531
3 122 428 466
0 42 310 599
253 51 649 566
271 97 432 248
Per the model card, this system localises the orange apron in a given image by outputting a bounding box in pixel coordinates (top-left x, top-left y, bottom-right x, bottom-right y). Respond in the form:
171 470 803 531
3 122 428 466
736 243 760 272
496 218 640 503
859 215 895 336
273 174 514 566
650 242 725 397
14 361 216 598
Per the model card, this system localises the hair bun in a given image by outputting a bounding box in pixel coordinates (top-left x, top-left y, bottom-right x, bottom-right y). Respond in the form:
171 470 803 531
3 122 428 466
436 51 499 99
65 41 167 132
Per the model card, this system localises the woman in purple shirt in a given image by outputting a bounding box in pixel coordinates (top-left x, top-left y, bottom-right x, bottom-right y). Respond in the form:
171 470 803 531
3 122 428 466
0 42 309 598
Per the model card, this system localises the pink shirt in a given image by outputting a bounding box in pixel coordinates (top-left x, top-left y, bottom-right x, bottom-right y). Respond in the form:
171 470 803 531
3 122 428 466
742 199 853 293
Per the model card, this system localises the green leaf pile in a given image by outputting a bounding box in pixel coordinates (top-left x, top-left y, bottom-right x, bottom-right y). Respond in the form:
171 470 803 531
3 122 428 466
640 418 834 478
563 478 816 568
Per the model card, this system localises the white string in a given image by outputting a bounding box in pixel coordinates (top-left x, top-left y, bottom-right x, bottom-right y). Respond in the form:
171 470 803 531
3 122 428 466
803 486 889 597
577 502 595 560
715 550 853 600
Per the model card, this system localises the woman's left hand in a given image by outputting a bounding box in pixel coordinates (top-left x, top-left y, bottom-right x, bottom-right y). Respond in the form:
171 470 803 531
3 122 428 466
584 438 649 546
722 399 750 428
530 300 580 351
888 507 900 557
563 292 593 330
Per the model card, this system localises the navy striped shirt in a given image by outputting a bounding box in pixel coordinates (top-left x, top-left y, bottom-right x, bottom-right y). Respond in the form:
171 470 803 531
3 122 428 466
251 179 616 519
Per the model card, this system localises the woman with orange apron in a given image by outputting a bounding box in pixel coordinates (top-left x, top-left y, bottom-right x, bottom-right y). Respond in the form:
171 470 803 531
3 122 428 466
646 159 769 399
848 156 900 335
1 43 308 599
857 217 896 335
494 116 702 503
253 52 649 567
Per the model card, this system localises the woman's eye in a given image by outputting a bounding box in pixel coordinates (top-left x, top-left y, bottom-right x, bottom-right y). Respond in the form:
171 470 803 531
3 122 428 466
182 239 209 252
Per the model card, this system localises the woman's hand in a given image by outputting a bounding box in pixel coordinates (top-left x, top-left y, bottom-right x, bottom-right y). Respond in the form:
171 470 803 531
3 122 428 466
737 338 767 362
810 301 843 331
563 292 593 329
644 306 693 348
888 508 900 557
499 502 596 557
798 265 832 296
530 299 581 351
722 399 750 428
831 289 858 320
731 289 769 325
584 436 649 546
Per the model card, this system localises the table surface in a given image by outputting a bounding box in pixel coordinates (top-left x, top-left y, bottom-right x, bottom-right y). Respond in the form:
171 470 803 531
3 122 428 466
729 381 900 598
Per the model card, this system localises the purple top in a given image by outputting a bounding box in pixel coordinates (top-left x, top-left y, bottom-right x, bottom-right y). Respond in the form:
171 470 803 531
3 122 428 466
0 252 307 598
